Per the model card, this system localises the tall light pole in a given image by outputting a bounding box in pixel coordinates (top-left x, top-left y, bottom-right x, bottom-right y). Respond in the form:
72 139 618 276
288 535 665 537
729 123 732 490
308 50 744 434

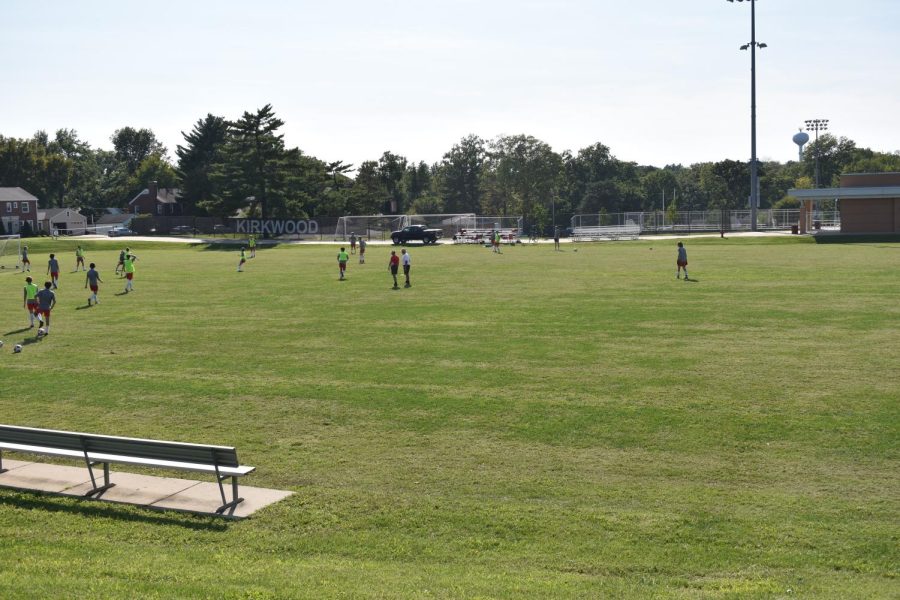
727 0 766 231
804 118 829 187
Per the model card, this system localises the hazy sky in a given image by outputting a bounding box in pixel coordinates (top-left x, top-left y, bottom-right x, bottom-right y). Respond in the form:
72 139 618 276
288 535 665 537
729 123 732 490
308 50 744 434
2 0 898 171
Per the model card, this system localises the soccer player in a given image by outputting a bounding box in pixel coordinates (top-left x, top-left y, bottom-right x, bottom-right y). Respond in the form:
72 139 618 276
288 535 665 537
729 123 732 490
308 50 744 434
36 281 56 333
115 247 128 276
388 250 400 289
554 227 560 251
401 248 411 288
85 262 103 306
337 247 349 280
21 245 31 271
349 232 357 254
493 230 502 254
237 246 247 272
676 242 689 280
23 276 39 327
248 235 257 258
47 253 60 289
75 245 86 271
358 237 367 264
123 252 137 292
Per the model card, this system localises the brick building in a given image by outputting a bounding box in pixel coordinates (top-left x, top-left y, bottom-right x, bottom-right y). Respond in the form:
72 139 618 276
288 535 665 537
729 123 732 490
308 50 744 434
129 181 182 216
789 172 900 234
0 187 39 234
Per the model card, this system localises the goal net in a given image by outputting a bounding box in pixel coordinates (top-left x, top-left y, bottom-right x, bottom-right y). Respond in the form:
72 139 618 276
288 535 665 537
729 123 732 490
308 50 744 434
334 216 406 242
0 234 22 271
406 213 475 238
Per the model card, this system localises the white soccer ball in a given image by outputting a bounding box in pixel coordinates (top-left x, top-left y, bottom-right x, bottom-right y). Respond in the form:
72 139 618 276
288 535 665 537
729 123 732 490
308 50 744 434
37 327 46 337
13 344 22 353
0 340 4 348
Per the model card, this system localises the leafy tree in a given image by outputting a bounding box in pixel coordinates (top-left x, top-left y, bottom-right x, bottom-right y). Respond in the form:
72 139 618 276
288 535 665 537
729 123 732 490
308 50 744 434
377 151 407 214
484 134 562 226
439 135 486 214
176 114 229 215
111 127 166 174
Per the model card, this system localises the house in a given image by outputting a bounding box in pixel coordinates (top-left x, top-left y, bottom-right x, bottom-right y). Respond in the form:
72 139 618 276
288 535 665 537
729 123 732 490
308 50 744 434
37 208 89 235
789 172 900 234
0 187 39 234
129 181 182 216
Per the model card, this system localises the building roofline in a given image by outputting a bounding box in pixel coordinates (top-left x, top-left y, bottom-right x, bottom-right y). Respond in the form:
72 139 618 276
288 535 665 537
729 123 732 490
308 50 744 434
788 187 900 200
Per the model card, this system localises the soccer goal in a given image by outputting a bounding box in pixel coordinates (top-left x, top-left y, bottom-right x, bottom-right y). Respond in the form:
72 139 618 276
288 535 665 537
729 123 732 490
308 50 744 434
406 213 475 238
0 234 22 271
334 215 407 242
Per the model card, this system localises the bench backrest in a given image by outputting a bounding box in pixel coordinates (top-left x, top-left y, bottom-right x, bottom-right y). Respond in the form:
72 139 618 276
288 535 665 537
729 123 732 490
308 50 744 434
0 424 240 468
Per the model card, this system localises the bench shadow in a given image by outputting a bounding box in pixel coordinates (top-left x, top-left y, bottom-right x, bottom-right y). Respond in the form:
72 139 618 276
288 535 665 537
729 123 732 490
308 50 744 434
0 489 230 531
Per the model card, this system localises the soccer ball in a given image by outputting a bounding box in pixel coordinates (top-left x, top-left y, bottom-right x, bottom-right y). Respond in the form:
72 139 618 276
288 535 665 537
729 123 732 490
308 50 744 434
574 248 578 253
13 344 22 353
0 340 3 348
37 328 46 337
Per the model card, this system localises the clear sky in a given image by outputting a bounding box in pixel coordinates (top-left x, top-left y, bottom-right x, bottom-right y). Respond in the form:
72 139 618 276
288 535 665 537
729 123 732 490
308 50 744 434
2 0 898 171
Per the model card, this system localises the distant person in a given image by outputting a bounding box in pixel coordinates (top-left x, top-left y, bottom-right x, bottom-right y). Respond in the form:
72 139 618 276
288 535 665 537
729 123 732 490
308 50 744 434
358 237 367 264
337 247 349 280
676 242 689 280
349 232 357 255
75 245 86 271
388 250 400 289
248 234 257 258
115 247 128 276
401 248 411 288
85 262 103 306
21 245 30 271
554 227 560 251
493 230 502 254
36 281 56 333
23 276 39 328
237 246 247 272
52 228 59 240
123 252 137 292
47 253 60 289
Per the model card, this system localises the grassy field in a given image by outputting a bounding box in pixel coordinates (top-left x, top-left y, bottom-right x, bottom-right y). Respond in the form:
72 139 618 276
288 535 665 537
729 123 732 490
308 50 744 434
0 236 897 599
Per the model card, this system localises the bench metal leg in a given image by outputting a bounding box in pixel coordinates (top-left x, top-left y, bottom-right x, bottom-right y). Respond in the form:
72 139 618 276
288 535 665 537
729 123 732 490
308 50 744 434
83 459 115 498
214 475 244 515
0 450 6 474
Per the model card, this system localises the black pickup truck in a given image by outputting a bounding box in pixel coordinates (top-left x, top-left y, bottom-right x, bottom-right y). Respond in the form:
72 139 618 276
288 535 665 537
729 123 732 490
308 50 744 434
390 225 443 245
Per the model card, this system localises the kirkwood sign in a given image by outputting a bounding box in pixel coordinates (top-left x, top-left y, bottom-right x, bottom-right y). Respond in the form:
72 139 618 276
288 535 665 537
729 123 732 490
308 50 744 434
234 219 319 235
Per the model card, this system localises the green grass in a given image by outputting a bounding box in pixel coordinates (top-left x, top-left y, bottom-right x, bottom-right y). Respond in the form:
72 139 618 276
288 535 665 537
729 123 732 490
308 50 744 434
0 236 898 599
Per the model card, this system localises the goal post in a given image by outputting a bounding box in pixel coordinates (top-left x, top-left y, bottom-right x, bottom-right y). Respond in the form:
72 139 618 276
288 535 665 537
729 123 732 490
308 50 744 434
0 234 22 271
333 216 407 242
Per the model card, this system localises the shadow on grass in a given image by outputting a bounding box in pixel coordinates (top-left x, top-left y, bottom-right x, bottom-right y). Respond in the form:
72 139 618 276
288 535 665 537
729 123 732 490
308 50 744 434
0 490 229 531
813 233 900 244
74 304 93 311
4 327 32 336
198 242 287 252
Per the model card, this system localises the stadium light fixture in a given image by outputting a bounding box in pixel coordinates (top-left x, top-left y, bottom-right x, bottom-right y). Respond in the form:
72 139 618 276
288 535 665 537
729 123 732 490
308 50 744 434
804 119 829 188
727 0 766 231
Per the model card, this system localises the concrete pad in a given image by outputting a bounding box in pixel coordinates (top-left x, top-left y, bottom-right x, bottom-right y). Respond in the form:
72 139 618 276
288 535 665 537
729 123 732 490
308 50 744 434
0 459 34 472
62 471 200 505
0 462 92 493
0 461 293 518
151 481 293 518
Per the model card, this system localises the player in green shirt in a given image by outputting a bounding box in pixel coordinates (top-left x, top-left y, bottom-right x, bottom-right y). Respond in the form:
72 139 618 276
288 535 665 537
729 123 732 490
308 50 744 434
123 253 137 293
337 247 349 280
248 235 257 258
75 245 86 271
237 247 247 272
23 276 39 328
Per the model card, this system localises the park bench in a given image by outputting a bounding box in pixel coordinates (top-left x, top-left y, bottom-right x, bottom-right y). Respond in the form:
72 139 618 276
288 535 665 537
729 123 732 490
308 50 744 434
571 223 640 241
0 424 254 515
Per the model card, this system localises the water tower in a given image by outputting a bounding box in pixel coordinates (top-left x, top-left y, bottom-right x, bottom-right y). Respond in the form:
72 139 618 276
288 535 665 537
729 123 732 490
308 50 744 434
792 129 809 161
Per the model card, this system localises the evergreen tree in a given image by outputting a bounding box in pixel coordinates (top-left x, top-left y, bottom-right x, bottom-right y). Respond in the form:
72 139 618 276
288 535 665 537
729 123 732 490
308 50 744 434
176 114 229 214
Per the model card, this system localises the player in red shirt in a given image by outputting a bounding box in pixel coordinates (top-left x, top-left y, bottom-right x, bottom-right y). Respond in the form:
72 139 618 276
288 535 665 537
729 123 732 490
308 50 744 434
388 250 400 289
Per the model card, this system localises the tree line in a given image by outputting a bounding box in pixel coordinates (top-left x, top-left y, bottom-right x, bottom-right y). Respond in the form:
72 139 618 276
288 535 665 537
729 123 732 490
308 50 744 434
2 104 899 233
